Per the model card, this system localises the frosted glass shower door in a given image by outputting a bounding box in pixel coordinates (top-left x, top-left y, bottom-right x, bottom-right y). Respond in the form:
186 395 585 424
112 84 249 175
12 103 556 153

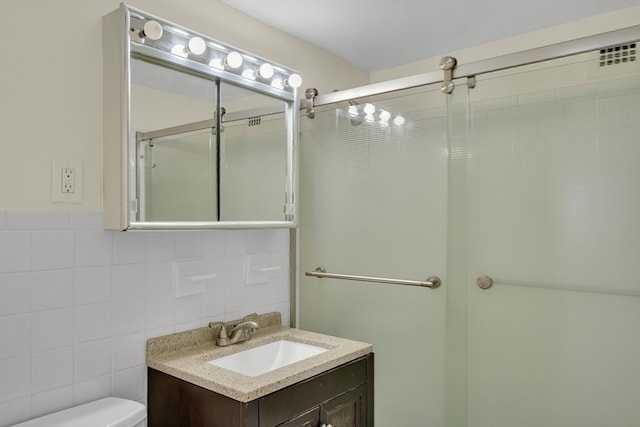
456 55 640 426
299 86 449 426
299 45 640 427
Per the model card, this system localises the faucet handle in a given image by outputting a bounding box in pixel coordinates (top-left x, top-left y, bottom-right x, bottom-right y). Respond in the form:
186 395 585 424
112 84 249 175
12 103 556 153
208 321 228 339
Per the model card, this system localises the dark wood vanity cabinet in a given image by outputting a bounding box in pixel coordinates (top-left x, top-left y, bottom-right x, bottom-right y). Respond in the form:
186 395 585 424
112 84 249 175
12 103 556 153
148 353 373 427
277 385 366 427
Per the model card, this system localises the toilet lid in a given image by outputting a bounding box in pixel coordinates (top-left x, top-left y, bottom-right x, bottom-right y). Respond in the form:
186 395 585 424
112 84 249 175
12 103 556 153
12 397 146 427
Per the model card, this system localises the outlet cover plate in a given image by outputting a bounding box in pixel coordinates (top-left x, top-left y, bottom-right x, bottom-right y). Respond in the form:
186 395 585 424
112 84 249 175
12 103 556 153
52 159 82 203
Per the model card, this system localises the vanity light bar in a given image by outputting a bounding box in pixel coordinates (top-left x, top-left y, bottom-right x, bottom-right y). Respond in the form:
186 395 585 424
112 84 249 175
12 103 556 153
125 5 302 99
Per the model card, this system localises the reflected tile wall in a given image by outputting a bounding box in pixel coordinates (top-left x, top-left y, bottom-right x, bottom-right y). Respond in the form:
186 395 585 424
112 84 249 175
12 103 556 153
0 211 290 426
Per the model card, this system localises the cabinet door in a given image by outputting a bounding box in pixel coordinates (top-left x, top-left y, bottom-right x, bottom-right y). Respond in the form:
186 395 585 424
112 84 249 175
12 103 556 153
320 385 366 427
277 407 320 427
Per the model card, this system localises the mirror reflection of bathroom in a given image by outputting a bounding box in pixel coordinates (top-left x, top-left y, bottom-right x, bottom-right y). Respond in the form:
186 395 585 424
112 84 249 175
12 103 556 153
130 58 287 222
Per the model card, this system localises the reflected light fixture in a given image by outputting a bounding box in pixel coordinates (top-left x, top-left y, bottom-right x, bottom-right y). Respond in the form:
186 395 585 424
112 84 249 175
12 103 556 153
242 69 256 80
363 103 376 115
271 78 284 89
394 115 406 126
170 44 188 58
208 57 224 70
344 101 405 128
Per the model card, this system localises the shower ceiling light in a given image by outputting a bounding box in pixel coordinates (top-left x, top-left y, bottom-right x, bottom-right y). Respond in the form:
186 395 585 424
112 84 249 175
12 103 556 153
187 37 206 55
393 115 405 126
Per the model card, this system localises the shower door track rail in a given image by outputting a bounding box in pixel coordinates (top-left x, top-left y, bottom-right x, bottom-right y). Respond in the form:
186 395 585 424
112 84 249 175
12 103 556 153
136 104 287 142
136 118 216 142
305 266 441 289
310 25 640 107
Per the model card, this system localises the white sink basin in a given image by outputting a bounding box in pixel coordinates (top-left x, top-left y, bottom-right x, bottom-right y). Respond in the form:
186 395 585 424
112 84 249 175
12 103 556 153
207 340 328 377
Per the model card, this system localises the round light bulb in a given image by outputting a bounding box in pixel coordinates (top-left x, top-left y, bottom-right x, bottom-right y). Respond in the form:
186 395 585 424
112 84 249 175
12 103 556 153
393 115 405 126
380 120 389 128
379 110 391 121
187 37 206 55
225 51 243 69
271 78 284 90
365 114 375 123
259 63 275 79
363 103 376 115
287 73 303 88
142 20 163 40
348 105 359 116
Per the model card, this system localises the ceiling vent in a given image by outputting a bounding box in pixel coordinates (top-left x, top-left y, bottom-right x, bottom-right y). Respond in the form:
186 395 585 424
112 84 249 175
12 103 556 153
248 116 262 127
599 43 636 67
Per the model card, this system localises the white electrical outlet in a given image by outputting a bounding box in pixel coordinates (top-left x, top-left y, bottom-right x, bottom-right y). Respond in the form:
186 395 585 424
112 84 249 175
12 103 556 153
61 168 75 193
52 159 82 203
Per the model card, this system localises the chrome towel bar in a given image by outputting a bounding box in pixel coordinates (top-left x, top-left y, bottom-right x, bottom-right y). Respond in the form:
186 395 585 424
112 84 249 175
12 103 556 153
305 266 441 289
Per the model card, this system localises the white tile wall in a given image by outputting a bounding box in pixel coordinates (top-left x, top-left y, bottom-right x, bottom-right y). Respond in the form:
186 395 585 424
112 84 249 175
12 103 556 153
0 232 31 273
0 315 30 359
0 273 31 316
0 210 291 426
32 269 74 311
31 309 74 352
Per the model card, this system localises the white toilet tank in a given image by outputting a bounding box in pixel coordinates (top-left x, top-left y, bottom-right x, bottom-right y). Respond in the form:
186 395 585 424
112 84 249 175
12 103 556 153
11 397 146 427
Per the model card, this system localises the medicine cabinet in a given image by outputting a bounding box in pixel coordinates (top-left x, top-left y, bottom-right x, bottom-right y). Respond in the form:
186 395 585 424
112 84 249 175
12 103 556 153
103 4 301 230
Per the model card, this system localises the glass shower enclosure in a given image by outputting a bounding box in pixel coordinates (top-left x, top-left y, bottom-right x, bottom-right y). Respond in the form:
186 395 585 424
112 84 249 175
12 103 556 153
298 29 640 426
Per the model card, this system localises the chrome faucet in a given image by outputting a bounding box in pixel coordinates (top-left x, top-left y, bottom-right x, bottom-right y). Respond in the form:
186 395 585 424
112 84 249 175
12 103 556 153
208 313 259 347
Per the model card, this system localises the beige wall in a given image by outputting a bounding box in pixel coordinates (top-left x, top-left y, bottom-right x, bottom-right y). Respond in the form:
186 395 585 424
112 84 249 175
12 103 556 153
371 5 640 83
0 0 368 211
1 1 637 212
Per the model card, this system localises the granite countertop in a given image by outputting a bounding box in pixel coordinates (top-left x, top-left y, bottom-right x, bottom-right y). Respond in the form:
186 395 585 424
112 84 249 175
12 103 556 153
146 312 373 402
